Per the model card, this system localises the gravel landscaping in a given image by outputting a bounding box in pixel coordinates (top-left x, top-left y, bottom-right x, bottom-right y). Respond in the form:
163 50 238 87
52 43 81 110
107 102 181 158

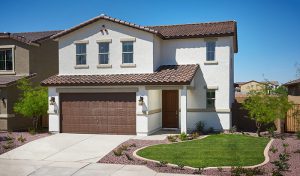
0 131 50 154
99 133 300 176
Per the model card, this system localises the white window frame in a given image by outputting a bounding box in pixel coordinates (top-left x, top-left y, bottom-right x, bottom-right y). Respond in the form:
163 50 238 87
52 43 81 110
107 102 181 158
75 43 87 65
98 42 110 65
206 41 216 61
206 89 216 109
0 45 15 73
122 41 134 64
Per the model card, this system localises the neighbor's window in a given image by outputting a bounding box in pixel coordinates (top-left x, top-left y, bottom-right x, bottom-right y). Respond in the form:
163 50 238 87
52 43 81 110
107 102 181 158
206 90 215 108
206 41 216 61
98 42 109 64
122 41 133 64
76 44 86 65
0 48 13 71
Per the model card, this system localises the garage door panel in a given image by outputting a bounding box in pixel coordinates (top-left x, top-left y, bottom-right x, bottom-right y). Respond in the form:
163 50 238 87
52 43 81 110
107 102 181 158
60 93 136 134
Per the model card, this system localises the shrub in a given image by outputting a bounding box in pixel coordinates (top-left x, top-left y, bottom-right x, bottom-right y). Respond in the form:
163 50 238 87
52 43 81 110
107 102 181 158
271 153 290 171
28 127 36 135
196 121 205 133
229 125 237 133
17 135 26 143
269 145 278 153
231 166 264 176
177 162 185 170
113 148 123 156
167 135 177 142
190 132 200 139
129 143 136 148
267 126 276 137
125 153 133 161
194 167 204 174
120 145 129 151
6 135 14 141
159 160 168 167
179 132 188 141
217 167 223 173
272 169 283 176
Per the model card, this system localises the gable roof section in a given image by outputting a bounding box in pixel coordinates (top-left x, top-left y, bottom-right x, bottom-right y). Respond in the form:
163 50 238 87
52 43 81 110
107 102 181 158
0 73 36 87
51 14 238 53
283 78 300 86
236 80 279 86
41 64 199 86
0 30 62 46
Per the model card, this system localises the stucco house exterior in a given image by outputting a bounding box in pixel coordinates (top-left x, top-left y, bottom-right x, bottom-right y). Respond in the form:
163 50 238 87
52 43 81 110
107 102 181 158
42 14 238 136
0 31 60 130
283 78 300 96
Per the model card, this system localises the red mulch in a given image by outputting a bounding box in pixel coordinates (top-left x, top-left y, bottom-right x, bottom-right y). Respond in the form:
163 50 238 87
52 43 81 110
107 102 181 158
99 134 300 176
0 131 50 154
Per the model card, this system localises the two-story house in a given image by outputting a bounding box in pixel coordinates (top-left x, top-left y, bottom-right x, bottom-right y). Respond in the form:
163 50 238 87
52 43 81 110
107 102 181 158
0 31 60 130
42 15 238 136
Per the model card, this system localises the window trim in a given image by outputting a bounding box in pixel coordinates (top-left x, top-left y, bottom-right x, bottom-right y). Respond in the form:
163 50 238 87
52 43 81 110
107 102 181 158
75 43 87 66
0 46 15 73
206 41 216 61
98 42 110 65
206 89 216 109
122 41 134 64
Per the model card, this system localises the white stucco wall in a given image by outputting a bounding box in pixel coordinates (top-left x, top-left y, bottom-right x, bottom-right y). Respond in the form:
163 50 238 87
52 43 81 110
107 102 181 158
48 87 60 133
58 20 155 75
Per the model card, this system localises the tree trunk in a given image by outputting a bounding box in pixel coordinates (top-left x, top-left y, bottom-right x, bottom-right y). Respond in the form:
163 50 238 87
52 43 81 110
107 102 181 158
32 116 39 132
256 122 262 137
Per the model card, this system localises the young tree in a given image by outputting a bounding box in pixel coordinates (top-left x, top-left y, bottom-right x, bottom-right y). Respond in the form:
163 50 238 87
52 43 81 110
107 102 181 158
14 79 48 131
242 87 292 136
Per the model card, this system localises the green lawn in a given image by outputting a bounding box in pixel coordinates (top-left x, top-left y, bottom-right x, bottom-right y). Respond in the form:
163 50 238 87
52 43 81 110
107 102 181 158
137 134 270 168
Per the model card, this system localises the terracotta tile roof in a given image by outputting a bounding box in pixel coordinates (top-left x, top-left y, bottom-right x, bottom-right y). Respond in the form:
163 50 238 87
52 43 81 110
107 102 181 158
283 78 300 86
0 30 62 46
147 21 236 39
51 14 237 52
0 73 37 87
41 65 199 86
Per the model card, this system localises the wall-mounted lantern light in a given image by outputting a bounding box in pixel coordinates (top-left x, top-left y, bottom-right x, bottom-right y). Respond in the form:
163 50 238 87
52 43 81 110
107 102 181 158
50 97 55 105
138 96 144 105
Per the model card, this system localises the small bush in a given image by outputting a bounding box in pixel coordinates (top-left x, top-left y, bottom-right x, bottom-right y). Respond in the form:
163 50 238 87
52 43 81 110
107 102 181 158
125 153 133 161
217 167 223 173
17 135 26 143
120 145 129 151
113 148 123 156
231 166 264 176
196 121 205 133
177 162 185 170
194 167 204 174
271 153 290 171
129 143 136 148
267 126 276 137
6 135 14 141
229 125 237 133
269 145 278 153
272 169 283 176
159 160 168 167
28 127 36 135
190 132 200 139
167 135 177 142
179 132 188 141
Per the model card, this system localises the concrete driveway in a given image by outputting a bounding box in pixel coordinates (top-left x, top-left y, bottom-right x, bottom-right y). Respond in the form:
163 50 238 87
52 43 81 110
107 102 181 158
0 133 133 162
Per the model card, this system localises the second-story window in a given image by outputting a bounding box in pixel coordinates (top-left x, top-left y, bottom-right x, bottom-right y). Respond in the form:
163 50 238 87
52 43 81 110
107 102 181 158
98 42 109 64
206 41 216 61
206 90 216 108
122 41 133 64
76 43 86 65
0 48 13 71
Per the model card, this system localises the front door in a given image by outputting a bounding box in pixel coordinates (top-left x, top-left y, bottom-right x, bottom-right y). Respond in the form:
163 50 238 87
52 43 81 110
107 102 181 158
162 90 179 128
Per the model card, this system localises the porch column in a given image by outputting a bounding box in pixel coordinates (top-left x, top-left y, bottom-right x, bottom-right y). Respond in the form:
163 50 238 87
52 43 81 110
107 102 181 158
180 86 187 133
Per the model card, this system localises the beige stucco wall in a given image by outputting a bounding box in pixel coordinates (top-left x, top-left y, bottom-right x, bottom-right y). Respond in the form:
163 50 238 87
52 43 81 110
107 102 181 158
240 81 265 93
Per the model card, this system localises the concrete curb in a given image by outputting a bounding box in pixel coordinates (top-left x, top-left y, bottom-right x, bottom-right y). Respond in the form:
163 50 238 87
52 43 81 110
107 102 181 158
133 136 274 170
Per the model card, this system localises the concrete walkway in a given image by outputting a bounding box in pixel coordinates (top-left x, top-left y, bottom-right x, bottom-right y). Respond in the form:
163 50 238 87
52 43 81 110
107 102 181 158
0 132 194 176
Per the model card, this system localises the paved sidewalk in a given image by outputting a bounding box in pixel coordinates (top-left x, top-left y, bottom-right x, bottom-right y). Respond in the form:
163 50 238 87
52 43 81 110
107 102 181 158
0 159 195 176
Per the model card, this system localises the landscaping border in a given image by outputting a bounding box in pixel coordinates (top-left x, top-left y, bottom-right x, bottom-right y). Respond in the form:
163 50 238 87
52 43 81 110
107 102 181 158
133 135 274 170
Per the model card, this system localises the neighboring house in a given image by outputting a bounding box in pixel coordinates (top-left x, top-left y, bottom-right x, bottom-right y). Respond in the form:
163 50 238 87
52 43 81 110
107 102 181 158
0 31 60 130
235 80 279 94
283 78 300 96
42 14 238 136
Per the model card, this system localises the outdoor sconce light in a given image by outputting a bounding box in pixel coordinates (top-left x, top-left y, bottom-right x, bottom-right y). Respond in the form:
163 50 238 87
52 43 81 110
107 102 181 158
50 97 55 105
1 97 5 104
138 96 144 105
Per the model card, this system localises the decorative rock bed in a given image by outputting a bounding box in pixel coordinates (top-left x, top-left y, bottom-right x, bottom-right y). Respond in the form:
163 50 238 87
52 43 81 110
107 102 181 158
99 133 300 175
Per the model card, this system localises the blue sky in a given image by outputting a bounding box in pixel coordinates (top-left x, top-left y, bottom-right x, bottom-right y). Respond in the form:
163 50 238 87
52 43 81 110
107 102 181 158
1 0 299 84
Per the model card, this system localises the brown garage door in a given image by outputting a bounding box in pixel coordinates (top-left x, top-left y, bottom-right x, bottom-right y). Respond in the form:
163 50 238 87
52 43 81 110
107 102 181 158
60 93 136 134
